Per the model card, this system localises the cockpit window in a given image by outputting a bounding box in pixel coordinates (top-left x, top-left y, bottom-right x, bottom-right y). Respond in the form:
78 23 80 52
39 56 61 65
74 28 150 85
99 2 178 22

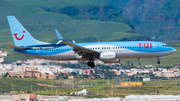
162 45 169 47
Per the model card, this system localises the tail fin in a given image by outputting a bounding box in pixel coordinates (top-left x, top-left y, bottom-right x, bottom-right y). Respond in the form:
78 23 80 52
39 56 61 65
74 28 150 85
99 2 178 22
7 16 49 47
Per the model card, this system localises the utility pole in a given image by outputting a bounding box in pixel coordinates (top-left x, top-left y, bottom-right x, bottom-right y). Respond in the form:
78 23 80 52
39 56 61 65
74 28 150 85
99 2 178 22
155 86 157 95
72 79 74 89
31 83 32 92
80 80 81 86
12 84 13 94
107 78 109 85
56 89 58 96
51 82 53 91
111 85 113 97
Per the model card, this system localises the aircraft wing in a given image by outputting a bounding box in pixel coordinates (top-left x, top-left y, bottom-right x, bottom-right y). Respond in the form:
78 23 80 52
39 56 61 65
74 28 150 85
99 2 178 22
62 40 100 58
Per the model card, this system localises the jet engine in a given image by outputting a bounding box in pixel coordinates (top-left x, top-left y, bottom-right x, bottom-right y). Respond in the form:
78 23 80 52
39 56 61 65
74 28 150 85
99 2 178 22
99 52 116 60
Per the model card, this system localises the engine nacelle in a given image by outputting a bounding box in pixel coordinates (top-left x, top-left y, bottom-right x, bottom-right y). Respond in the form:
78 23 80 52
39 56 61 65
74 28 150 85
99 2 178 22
102 59 120 63
99 52 117 60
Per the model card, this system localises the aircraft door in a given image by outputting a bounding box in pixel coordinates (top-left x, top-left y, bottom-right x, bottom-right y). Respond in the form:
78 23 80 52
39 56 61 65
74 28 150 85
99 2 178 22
153 43 158 51
36 48 40 54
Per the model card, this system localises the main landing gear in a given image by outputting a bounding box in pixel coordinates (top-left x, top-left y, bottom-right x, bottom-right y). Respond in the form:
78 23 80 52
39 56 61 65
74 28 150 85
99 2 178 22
157 59 161 64
87 59 95 68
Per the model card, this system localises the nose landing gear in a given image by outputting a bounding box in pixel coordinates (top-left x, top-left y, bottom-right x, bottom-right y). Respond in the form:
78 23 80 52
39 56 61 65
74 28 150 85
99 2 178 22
157 59 161 64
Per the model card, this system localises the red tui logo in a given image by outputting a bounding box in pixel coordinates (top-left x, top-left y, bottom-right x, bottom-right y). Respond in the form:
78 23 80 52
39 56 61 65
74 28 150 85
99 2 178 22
13 31 25 40
138 43 152 49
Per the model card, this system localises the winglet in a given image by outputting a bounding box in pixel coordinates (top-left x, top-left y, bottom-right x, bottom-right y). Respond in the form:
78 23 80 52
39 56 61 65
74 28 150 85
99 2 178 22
55 29 63 41
4 44 25 50
55 29 64 44
72 40 76 43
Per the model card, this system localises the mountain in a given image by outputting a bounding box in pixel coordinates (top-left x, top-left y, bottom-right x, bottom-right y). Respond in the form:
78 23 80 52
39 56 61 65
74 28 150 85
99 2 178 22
107 0 180 41
1 0 179 66
0 0 150 63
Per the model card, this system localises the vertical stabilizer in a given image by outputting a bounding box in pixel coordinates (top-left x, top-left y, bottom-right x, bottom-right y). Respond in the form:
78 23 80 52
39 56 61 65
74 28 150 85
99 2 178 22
7 16 49 46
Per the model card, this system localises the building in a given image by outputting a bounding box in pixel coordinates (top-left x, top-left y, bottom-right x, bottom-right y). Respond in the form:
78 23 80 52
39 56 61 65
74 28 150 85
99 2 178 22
37 95 66 101
143 78 151 81
164 73 175 77
74 89 89 95
121 82 143 86
88 76 95 79
8 70 38 78
0 51 7 57
35 72 56 79
8 70 56 79
84 69 94 74
12 94 36 101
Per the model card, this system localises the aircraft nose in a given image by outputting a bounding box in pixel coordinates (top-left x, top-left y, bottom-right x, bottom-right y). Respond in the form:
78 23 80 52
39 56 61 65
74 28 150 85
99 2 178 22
170 47 176 53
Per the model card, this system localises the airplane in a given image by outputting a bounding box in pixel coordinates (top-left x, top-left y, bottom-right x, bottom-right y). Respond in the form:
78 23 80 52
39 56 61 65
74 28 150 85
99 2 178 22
4 16 176 68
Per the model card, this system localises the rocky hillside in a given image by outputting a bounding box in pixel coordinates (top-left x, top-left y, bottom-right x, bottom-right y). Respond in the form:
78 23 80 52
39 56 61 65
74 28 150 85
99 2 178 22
107 0 180 41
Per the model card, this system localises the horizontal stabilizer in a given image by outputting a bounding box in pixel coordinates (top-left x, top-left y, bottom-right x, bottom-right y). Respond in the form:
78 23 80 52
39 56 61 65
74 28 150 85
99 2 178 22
4 44 25 50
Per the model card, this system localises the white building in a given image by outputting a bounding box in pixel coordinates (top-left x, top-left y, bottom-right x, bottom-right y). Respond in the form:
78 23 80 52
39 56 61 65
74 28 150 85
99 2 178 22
74 89 89 95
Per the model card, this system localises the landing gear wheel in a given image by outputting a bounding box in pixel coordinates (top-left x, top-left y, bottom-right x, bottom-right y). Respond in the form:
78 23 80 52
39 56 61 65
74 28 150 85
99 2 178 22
87 62 95 68
157 61 161 64
87 62 91 66
87 59 95 68
90 63 95 68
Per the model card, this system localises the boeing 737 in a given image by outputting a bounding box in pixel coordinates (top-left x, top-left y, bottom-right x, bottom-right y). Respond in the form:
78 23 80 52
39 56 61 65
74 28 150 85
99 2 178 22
4 16 176 68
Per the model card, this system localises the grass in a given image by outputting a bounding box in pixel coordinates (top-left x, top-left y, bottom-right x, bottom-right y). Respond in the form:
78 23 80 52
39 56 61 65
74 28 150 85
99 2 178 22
0 0 146 63
0 78 62 93
1 78 180 97
33 78 180 97
76 79 119 86
0 0 136 44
